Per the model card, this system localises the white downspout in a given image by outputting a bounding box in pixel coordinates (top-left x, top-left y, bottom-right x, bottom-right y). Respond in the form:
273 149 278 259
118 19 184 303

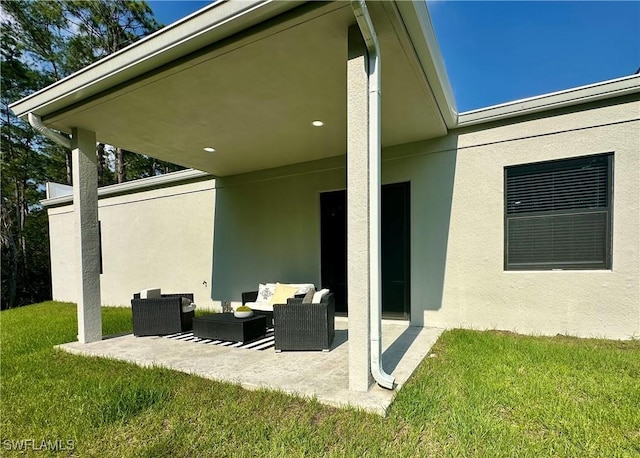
28 113 71 149
352 0 395 390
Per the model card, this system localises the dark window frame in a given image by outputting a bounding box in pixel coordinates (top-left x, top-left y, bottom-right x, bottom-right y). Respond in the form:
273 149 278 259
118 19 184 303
98 220 103 275
504 153 613 271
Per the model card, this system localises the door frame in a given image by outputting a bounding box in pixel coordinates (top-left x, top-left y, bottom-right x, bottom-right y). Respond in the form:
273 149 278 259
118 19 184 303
319 181 411 320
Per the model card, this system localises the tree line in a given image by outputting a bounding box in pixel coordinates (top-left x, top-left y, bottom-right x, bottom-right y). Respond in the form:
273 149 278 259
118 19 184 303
1 0 184 309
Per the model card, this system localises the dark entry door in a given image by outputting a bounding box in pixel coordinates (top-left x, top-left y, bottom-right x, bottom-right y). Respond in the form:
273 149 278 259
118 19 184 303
320 182 410 319
320 190 348 314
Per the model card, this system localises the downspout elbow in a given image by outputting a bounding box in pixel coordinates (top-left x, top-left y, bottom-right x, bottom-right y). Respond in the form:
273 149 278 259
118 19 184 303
28 113 71 149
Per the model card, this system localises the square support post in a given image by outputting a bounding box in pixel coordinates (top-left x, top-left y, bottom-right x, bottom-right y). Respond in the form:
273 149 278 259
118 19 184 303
347 27 373 391
72 127 102 343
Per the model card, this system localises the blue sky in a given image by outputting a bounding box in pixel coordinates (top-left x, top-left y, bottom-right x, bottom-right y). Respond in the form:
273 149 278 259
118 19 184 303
148 1 640 112
428 1 640 111
148 0 211 25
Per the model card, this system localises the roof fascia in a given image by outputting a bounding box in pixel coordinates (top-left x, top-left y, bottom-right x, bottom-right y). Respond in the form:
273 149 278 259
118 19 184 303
391 0 458 128
10 0 304 119
458 74 640 127
41 169 212 207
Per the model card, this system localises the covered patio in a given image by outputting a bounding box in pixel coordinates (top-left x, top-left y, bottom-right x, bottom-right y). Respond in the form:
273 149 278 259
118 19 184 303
12 0 455 396
59 320 443 415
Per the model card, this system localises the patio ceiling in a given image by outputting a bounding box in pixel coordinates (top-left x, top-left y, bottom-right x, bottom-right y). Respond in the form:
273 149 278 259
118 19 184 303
12 1 455 177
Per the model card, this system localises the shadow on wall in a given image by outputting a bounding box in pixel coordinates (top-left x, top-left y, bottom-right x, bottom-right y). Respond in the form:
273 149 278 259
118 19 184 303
382 134 458 325
208 134 458 322
210 160 346 304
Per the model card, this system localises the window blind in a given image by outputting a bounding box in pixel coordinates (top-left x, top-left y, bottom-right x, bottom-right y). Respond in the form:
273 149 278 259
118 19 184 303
505 154 612 270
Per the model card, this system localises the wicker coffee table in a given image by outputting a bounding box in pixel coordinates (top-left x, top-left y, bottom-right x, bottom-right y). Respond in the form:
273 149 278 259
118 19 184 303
192 313 266 342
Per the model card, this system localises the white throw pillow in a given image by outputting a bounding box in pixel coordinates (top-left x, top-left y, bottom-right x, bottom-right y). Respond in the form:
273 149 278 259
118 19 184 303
256 283 277 302
311 288 330 303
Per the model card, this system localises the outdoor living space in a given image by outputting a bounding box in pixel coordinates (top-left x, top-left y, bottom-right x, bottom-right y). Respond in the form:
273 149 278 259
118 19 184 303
14 1 639 438
58 318 443 415
20 0 456 399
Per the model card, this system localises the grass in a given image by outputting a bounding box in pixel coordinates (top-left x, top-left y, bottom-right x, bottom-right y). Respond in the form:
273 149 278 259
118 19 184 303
1 302 639 457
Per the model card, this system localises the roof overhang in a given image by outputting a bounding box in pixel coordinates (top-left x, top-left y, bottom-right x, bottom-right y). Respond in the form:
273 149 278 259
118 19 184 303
10 0 305 119
458 74 640 127
10 0 457 177
41 169 211 207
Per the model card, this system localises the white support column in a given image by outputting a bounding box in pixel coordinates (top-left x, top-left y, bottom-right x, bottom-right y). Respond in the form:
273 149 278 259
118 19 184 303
71 127 102 343
347 27 373 391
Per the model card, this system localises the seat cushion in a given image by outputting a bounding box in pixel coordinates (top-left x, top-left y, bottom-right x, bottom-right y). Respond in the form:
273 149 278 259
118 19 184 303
284 283 315 295
245 301 272 312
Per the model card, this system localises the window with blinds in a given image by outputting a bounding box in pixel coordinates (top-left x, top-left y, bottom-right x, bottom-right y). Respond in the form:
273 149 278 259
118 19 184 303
505 153 612 270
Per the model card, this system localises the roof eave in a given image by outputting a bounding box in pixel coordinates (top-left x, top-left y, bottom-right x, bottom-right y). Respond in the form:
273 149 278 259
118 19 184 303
41 168 212 207
9 0 304 121
11 0 460 141
393 0 458 129
457 74 640 127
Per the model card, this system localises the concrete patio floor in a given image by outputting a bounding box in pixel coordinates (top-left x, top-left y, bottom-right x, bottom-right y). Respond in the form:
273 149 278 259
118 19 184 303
58 319 443 415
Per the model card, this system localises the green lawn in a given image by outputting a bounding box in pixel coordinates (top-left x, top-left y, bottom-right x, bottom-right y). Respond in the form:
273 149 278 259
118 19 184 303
1 302 639 457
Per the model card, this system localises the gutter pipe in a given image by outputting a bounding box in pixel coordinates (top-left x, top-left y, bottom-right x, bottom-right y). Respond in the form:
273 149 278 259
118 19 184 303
351 0 396 390
28 113 71 149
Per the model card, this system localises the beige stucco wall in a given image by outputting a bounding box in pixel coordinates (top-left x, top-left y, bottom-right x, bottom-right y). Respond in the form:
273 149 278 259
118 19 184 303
47 97 639 339
210 157 346 304
383 97 640 339
47 177 217 309
48 207 78 303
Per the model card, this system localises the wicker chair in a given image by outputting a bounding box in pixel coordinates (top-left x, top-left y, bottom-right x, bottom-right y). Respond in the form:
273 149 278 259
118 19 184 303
131 293 194 336
273 293 335 352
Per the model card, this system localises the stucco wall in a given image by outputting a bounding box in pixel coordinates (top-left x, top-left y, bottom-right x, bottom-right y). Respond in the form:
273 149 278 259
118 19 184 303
47 177 217 308
210 157 347 304
47 97 639 338
48 207 78 303
383 97 640 339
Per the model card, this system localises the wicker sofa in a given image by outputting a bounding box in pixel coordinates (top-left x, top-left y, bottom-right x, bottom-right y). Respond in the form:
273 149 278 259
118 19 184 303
273 293 335 352
241 283 314 327
131 291 195 336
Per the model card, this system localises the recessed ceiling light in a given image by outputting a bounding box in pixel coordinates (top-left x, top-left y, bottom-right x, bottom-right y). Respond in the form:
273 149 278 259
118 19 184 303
311 120 324 127
203 147 216 152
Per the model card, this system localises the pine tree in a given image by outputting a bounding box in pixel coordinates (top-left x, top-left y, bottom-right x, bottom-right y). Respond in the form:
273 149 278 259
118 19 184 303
1 23 52 308
1 0 183 308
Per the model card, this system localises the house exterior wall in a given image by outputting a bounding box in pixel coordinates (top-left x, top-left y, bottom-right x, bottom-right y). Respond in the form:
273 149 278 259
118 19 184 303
210 97 639 339
210 157 346 304
46 97 639 339
383 96 639 339
47 178 217 309
48 206 78 303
